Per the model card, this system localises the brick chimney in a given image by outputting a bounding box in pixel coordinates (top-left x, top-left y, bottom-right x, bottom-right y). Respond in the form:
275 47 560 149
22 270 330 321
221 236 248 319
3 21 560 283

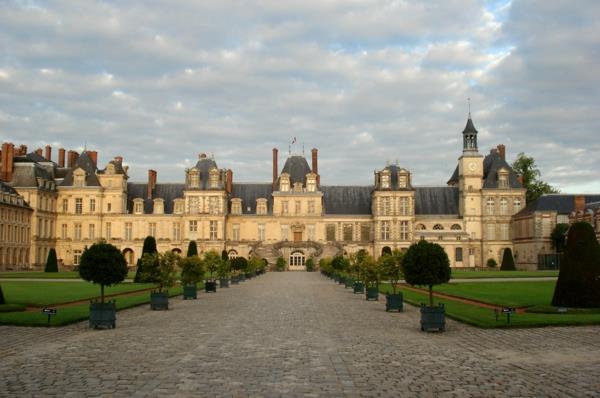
574 195 586 212
45 145 52 161
35 148 43 157
311 148 319 186
272 147 278 190
1 142 15 182
147 169 157 199
17 145 27 156
497 144 506 160
67 150 78 168
517 175 524 186
226 169 233 194
87 150 98 166
58 148 65 167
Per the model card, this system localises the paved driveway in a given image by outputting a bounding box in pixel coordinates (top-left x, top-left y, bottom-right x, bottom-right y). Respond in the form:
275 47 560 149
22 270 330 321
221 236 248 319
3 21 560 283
1 272 599 397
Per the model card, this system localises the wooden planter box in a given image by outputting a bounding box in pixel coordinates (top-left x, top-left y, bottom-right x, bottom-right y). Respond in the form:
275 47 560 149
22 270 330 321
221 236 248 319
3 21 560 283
89 300 116 329
420 303 445 332
150 291 169 310
183 285 197 300
385 293 403 312
219 278 229 288
365 287 379 301
205 281 217 293
353 282 365 294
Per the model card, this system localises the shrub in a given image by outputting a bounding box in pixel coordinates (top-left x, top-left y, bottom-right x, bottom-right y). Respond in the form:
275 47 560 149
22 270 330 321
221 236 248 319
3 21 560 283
331 255 349 274
319 257 332 274
402 240 451 307
305 258 314 272
230 256 248 275
203 251 223 281
187 240 198 257
217 258 231 278
276 256 286 271
0 285 5 305
500 248 516 271
45 249 58 273
139 251 179 292
486 258 497 268
380 249 404 294
221 250 228 261
179 256 204 286
552 222 600 308
134 236 158 282
247 256 264 275
79 242 128 303
360 255 381 287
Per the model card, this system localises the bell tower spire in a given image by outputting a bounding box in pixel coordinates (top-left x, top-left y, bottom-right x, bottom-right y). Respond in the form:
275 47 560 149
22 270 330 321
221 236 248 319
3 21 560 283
462 100 478 153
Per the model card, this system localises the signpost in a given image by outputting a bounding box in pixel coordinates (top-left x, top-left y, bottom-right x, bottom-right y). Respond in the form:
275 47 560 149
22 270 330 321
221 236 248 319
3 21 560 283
494 307 515 324
41 308 57 324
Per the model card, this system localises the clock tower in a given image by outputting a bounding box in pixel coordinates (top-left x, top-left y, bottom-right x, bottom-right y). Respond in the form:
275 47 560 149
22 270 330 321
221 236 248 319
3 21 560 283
457 114 483 240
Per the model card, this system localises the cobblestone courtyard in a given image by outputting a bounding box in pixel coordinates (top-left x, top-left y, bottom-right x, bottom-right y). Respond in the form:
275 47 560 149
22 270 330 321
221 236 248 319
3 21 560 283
1 272 600 397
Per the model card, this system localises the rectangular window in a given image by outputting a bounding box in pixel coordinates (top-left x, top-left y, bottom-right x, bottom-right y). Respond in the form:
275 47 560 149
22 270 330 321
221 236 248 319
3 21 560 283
61 224 67 240
107 202 112 212
281 224 289 240
500 223 509 240
74 223 82 240
343 224 353 241
282 201 289 215
295 201 301 215
173 223 181 241
399 221 409 240
486 198 495 215
232 224 240 241
88 224 95 240
308 200 315 215
62 198 68 212
382 197 390 215
189 220 198 232
209 197 218 214
487 224 495 240
209 221 218 240
455 247 463 262
74 250 82 265
258 224 265 241
149 223 156 237
361 224 371 241
125 222 132 240
307 224 315 241
381 221 390 240
89 198 96 213
106 222 112 240
399 197 409 215
75 198 83 214
326 224 336 241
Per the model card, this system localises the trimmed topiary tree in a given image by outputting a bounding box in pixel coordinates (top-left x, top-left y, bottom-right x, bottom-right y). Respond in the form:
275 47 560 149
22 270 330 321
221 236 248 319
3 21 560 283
221 250 228 261
551 223 569 253
486 258 497 268
500 248 516 271
134 236 158 282
305 258 315 272
187 240 198 257
79 242 128 303
230 256 248 276
276 256 286 272
140 251 179 293
402 240 451 307
179 256 204 287
552 222 600 308
0 285 5 305
45 248 58 273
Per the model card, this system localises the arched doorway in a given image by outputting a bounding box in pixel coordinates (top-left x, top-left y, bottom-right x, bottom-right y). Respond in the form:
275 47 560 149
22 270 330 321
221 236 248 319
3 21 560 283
228 249 238 260
289 250 306 271
381 246 392 256
172 248 182 255
122 248 135 266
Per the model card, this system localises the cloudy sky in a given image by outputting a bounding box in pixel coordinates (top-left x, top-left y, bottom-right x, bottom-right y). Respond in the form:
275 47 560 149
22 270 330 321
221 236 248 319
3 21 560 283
1 0 598 192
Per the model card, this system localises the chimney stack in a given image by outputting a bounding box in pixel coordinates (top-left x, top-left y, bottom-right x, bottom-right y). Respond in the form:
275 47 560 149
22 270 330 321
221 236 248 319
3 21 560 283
1 142 15 182
45 145 52 161
147 169 157 199
311 148 319 186
17 145 27 156
114 156 123 164
497 144 506 160
272 148 278 190
87 150 98 166
35 148 43 157
574 195 586 213
58 148 65 167
67 150 78 168
517 175 524 187
226 169 233 194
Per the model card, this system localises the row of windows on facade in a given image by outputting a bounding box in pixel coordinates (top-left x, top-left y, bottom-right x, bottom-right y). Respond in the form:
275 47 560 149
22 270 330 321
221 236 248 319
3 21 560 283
36 217 54 239
0 247 29 268
62 198 125 214
277 173 318 193
485 197 522 215
1 192 27 207
374 196 413 216
1 207 30 223
0 224 30 244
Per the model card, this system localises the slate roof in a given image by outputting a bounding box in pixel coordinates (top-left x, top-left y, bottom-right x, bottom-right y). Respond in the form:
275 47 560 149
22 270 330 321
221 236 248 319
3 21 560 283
321 186 373 215
98 159 127 175
127 183 185 214
462 117 478 135
280 156 312 186
189 156 219 190
60 151 101 187
414 186 459 215
0 181 31 209
515 194 600 217
447 150 523 189
231 183 273 214
585 201 600 211
10 161 56 190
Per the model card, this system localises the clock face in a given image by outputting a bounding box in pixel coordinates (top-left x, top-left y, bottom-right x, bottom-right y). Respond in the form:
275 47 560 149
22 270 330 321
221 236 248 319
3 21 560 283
468 162 476 171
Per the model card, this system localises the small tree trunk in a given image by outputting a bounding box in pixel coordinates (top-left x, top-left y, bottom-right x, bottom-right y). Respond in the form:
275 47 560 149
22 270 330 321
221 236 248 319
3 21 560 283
429 285 433 307
101 284 105 304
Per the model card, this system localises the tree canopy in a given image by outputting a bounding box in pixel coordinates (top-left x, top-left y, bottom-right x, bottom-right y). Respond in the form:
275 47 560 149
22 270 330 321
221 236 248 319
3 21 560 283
402 240 451 306
140 251 179 292
134 236 158 282
79 242 128 302
512 152 559 203
179 256 204 286
45 249 58 273
551 223 570 253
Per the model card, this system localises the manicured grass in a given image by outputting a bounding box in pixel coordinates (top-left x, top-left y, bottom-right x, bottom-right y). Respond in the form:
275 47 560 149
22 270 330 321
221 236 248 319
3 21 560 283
1 281 157 307
0 271 137 279
0 287 183 327
0 304 26 313
450 270 558 279
380 283 600 328
435 281 557 307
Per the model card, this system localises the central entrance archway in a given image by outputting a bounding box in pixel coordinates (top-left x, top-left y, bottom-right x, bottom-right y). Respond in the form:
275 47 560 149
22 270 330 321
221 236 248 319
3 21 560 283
289 250 306 271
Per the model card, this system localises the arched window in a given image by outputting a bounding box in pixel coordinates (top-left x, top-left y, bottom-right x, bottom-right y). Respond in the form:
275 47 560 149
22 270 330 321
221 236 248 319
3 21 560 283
451 224 462 230
228 249 238 260
513 198 522 213
289 251 305 266
433 224 444 230
122 248 134 265
416 224 426 230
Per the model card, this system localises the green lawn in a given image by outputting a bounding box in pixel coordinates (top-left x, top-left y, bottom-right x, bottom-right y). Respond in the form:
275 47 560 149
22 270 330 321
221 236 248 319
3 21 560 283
450 270 558 279
1 280 157 307
0 271 137 279
434 281 556 307
0 287 183 327
380 283 600 328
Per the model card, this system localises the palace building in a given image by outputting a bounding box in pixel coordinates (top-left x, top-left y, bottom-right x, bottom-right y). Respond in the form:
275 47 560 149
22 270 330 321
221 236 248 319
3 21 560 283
1 115 529 270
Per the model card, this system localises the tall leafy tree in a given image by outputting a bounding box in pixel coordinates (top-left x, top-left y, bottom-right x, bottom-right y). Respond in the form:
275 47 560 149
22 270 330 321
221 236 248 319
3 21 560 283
134 236 158 282
551 223 570 253
512 152 559 203
500 248 516 271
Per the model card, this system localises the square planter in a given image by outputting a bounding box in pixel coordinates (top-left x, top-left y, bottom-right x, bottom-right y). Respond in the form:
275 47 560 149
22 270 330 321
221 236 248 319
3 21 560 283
240 274 246 282
150 291 169 310
344 278 354 289
365 287 379 301
353 282 365 294
385 293 403 312
183 285 197 300
231 275 240 284
205 281 217 293
420 303 445 332
219 278 230 288
89 300 116 329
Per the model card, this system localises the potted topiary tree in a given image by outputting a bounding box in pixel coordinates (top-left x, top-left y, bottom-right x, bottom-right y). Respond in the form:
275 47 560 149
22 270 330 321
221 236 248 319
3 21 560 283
331 255 349 284
229 256 244 284
403 240 451 332
305 257 315 272
247 255 264 278
380 249 404 312
217 258 231 288
276 256 286 272
140 251 179 310
349 250 367 293
134 236 158 282
179 255 204 299
45 249 58 272
361 256 381 300
203 251 221 292
500 248 516 271
78 242 128 328
187 240 198 257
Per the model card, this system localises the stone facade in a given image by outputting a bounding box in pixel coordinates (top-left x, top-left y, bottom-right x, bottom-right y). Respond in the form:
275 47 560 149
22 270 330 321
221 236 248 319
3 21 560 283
0 181 33 270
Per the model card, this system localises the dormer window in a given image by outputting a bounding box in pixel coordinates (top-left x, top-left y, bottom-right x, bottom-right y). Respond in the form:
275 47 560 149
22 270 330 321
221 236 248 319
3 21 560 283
73 169 86 187
256 198 267 215
209 168 219 189
306 174 317 192
231 198 242 215
106 163 115 175
279 173 290 192
498 168 509 189
380 170 390 189
153 198 164 214
398 169 409 188
293 182 303 192
188 168 200 188
133 198 144 214
173 199 184 214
